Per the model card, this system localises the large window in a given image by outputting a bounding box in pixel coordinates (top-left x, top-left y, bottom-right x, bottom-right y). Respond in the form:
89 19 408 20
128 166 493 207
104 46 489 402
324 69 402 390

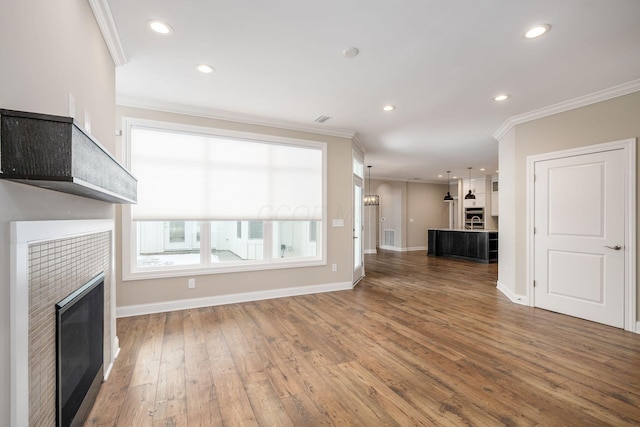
122 118 326 279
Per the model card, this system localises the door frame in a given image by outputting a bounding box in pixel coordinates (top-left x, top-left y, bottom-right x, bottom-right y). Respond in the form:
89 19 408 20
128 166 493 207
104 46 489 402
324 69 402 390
352 151 365 285
526 138 636 331
353 175 364 284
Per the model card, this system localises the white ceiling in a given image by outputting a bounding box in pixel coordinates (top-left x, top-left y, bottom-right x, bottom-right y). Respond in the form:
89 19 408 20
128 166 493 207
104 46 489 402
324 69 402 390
107 0 640 182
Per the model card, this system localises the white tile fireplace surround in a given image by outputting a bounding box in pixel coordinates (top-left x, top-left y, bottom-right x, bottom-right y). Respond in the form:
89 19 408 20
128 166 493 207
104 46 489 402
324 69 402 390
10 219 118 427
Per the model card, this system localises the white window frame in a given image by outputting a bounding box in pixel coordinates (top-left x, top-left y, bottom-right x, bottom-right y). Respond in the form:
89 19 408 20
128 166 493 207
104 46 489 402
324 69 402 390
121 117 327 281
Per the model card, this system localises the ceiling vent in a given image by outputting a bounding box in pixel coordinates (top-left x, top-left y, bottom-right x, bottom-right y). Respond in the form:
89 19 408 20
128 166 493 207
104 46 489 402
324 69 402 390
314 115 331 123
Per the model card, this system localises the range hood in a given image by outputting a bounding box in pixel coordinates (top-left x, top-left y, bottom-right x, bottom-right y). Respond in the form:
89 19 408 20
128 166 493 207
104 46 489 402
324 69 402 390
0 109 136 204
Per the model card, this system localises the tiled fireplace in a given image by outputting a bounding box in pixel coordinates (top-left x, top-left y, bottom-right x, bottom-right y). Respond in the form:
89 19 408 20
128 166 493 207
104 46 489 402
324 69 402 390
10 220 118 427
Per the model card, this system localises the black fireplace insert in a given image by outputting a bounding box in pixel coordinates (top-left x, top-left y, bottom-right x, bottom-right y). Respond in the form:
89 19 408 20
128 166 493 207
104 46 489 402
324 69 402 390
55 272 104 427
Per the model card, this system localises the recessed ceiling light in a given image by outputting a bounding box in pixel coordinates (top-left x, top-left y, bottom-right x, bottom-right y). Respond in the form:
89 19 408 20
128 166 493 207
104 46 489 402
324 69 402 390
480 168 485 171
524 24 551 39
147 20 173 35
453 176 458 179
438 174 443 178
496 170 499 173
494 94 510 102
382 105 396 112
342 47 359 58
196 64 215 74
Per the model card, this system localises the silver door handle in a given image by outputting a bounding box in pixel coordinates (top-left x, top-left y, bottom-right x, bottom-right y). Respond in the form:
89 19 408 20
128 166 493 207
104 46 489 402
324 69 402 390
604 245 622 250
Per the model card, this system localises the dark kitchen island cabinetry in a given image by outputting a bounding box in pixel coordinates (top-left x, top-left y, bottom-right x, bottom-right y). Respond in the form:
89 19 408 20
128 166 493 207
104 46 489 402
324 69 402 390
427 229 498 263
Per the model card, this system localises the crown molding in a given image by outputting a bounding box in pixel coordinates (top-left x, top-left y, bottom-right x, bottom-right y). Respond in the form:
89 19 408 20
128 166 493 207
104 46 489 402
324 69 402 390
88 0 127 67
351 134 367 153
493 79 640 141
116 96 357 139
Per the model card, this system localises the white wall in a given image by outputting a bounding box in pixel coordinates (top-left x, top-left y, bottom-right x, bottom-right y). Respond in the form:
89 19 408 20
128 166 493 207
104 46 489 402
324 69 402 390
0 1 116 421
376 180 406 250
367 179 450 251
363 205 378 253
497 127 518 300
406 181 450 250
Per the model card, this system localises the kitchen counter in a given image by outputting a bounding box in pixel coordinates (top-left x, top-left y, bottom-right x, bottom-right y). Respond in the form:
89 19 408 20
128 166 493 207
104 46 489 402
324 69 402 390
427 229 498 263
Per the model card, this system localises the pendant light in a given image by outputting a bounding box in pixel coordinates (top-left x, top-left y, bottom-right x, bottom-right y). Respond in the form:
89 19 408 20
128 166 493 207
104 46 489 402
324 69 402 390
464 167 476 200
364 165 380 206
443 171 454 201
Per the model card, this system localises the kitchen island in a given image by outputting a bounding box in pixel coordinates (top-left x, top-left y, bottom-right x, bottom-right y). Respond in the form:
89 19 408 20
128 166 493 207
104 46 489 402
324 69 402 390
427 229 498 263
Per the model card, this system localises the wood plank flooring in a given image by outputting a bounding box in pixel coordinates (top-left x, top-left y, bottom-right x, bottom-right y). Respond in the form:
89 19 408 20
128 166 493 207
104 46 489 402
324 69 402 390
86 250 640 426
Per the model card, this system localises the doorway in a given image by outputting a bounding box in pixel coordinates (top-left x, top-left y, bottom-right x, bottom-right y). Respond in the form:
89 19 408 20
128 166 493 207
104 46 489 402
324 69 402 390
353 175 364 284
527 138 636 329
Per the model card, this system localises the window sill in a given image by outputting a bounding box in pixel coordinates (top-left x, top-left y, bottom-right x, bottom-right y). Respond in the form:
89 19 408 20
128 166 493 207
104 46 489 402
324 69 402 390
122 258 326 281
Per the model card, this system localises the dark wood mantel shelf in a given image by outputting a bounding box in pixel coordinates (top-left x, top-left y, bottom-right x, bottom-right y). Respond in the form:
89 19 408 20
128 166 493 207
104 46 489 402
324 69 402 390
0 109 136 204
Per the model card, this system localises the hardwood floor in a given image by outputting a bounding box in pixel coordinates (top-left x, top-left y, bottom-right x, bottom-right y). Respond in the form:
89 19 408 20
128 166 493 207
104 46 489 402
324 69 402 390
87 251 640 426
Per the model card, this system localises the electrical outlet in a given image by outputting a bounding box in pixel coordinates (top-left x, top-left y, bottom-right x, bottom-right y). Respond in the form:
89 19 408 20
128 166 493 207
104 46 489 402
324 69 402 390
332 264 337 272
188 278 195 289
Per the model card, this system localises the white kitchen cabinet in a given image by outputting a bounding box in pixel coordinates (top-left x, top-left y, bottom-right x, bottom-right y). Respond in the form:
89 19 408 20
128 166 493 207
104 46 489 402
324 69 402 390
491 177 498 216
463 193 485 208
462 178 485 195
463 178 486 208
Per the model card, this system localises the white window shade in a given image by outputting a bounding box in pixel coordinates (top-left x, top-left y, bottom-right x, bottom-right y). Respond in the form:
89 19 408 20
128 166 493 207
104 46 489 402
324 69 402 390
131 127 324 221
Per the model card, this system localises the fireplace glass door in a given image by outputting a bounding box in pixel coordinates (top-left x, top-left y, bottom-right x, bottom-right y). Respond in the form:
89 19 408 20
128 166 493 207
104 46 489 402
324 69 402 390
56 272 104 427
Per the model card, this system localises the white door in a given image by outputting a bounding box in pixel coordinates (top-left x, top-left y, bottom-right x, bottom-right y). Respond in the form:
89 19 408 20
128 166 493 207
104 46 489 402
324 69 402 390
354 177 364 284
534 148 625 327
164 221 200 251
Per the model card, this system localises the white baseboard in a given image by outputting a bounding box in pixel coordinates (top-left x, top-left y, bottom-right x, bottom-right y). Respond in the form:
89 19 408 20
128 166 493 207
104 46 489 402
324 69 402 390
497 281 529 305
364 249 377 254
112 336 120 360
378 245 427 252
497 283 640 333
104 336 120 381
116 281 353 318
104 361 114 381
378 245 403 252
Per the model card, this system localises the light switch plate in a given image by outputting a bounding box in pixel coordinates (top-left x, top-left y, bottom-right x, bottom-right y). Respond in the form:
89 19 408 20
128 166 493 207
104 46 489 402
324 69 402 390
84 111 91 134
68 93 76 119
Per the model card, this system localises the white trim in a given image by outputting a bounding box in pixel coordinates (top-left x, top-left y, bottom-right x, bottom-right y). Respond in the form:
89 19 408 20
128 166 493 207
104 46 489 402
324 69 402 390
116 281 353 318
497 280 529 305
87 0 127 67
123 258 327 281
10 219 116 427
104 360 115 381
525 138 636 331
117 98 356 139
10 219 114 243
120 116 329 280
377 245 426 252
364 249 378 254
121 116 331 164
352 134 367 153
378 245 404 252
494 79 640 140
353 165 364 284
104 336 121 381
